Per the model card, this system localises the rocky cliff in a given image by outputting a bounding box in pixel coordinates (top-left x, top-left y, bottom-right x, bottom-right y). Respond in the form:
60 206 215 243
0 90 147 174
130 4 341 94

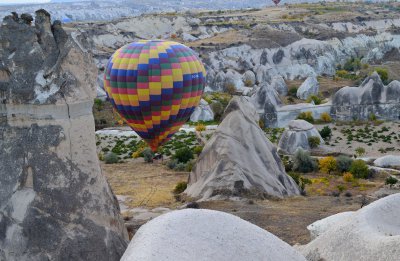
0 11 128 261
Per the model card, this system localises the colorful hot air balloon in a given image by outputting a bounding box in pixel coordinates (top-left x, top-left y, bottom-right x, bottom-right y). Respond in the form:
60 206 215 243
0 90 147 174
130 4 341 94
104 40 206 151
272 0 281 6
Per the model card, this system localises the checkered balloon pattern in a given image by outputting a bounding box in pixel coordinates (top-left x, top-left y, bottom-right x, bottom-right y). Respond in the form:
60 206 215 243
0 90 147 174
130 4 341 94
104 40 207 151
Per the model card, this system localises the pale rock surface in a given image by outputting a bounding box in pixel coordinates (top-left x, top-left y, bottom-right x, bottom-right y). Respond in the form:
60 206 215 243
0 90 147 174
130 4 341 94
278 120 324 154
121 209 307 261
185 97 300 200
250 83 282 126
242 70 256 87
296 76 320 100
307 212 355 240
190 99 214 122
271 75 288 96
374 155 400 168
300 193 400 261
0 11 128 261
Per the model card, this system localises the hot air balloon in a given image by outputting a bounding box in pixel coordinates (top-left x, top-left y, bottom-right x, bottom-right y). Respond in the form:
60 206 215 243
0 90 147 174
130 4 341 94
272 0 281 6
104 40 206 151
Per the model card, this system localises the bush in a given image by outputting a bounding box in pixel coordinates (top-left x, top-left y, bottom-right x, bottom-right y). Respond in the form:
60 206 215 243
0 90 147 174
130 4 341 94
288 172 312 194
173 182 187 194
293 149 318 173
375 68 388 83
385 176 398 185
288 87 298 97
105 152 118 164
224 82 236 95
297 111 314 123
306 95 322 105
167 159 177 170
173 147 194 163
320 112 332 123
368 113 377 121
319 126 332 140
195 123 206 132
143 148 154 163
210 101 224 121
308 136 321 148
94 98 104 110
174 162 186 171
355 147 366 157
337 184 346 193
349 160 369 179
343 172 354 182
193 146 203 156
343 57 361 72
319 156 337 174
337 155 353 173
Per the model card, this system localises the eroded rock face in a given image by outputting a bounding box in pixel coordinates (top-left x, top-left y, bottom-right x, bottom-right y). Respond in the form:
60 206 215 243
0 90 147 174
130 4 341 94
190 99 214 122
374 155 400 168
271 75 288 96
121 209 307 261
297 76 319 100
185 97 300 200
299 193 400 261
278 120 324 154
0 11 128 261
331 72 400 121
251 83 282 127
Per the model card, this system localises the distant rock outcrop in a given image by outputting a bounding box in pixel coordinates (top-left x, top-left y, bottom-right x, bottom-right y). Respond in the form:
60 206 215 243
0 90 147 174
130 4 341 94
185 97 300 200
278 120 324 154
374 155 400 168
297 76 320 100
331 72 400 121
121 209 307 261
299 193 400 261
271 75 288 96
251 83 282 127
190 99 214 122
0 11 128 261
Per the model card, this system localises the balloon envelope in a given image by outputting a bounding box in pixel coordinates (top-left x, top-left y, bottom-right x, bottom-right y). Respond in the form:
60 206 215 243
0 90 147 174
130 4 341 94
104 40 206 151
272 0 281 5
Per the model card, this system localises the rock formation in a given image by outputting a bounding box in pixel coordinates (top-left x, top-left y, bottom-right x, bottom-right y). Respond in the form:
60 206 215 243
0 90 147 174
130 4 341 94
242 70 256 87
299 193 400 261
271 75 288 96
185 97 300 200
278 120 324 155
297 76 320 100
374 155 400 168
331 72 400 121
190 99 214 122
121 209 307 261
0 11 128 261
251 83 282 127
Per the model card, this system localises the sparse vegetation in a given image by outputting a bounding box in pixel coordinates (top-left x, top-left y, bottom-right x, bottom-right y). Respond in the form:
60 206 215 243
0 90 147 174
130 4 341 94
343 172 354 182
173 147 194 164
319 156 337 174
105 152 118 164
349 160 369 179
173 182 188 194
337 155 353 173
319 126 332 140
293 149 318 173
308 136 321 148
297 111 314 123
320 113 332 123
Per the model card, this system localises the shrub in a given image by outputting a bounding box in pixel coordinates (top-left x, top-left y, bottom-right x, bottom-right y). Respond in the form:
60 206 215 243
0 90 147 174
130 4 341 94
306 95 322 105
319 126 332 140
355 147 366 157
195 123 206 132
293 149 318 173
143 148 154 163
343 57 361 72
193 146 203 156
288 172 312 194
308 136 321 148
173 182 187 194
385 176 398 185
343 172 354 182
173 147 194 163
319 156 337 174
210 101 224 121
320 112 332 123
337 184 346 193
94 98 104 110
167 159 178 170
297 111 314 123
368 113 377 121
337 155 353 173
349 160 369 179
104 152 118 164
185 160 194 172
224 82 236 95
375 68 388 83
174 162 186 171
288 87 298 97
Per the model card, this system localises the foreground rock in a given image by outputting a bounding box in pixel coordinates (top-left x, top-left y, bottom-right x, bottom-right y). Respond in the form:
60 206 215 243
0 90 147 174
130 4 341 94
0 11 128 261
297 76 320 100
299 193 400 261
278 120 324 155
190 99 214 122
121 209 306 261
331 72 400 121
185 97 300 200
374 155 400 168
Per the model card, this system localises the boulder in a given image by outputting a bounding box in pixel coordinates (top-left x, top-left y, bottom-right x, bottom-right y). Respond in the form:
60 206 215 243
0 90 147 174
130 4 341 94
242 70 256 87
307 212 355 240
190 99 214 122
250 83 282 127
121 209 307 261
185 97 300 200
296 76 319 100
225 69 244 90
0 11 128 261
331 72 400 120
271 75 288 96
278 120 324 154
255 64 272 84
374 155 400 168
299 193 400 261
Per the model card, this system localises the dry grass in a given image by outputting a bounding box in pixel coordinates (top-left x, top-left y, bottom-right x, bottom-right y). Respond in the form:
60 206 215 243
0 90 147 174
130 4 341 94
102 160 188 209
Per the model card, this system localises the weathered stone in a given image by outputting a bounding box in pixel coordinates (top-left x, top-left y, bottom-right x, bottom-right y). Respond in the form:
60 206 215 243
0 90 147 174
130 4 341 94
190 99 214 122
271 75 288 96
374 155 400 168
278 120 324 154
0 11 128 261
251 83 282 127
297 76 319 100
185 97 300 200
242 70 256 87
